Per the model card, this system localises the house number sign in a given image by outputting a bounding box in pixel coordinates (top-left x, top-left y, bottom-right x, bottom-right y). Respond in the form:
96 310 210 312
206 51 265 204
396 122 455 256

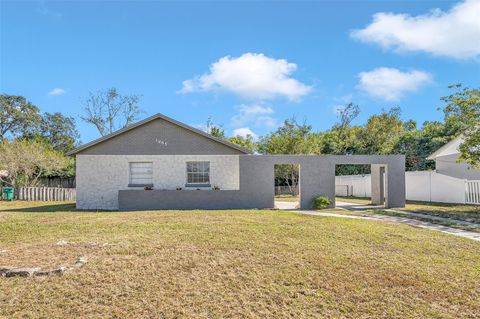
155 138 168 146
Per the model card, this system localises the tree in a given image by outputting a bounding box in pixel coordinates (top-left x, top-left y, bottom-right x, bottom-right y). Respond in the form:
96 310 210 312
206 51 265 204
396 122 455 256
0 94 42 140
81 88 143 136
258 118 318 155
329 102 361 155
0 139 72 186
442 84 480 168
27 112 80 154
258 118 318 192
359 107 404 155
205 117 225 138
336 102 360 131
228 134 256 152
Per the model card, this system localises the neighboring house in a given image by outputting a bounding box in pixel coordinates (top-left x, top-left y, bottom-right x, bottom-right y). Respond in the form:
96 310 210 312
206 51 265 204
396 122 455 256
68 113 405 210
427 134 480 180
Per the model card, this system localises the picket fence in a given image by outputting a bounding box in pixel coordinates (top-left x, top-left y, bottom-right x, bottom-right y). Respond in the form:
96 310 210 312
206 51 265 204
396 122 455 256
16 187 76 201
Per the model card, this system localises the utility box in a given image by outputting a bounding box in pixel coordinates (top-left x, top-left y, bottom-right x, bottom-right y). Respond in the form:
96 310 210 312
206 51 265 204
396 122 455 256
2 187 14 201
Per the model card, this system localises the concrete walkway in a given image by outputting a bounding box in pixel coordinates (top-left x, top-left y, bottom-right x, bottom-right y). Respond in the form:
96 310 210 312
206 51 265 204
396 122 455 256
385 208 480 227
275 201 299 210
284 201 480 242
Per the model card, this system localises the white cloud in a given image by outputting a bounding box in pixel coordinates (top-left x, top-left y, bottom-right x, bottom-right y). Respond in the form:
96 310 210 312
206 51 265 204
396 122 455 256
179 53 312 100
232 127 257 139
350 0 480 59
48 88 66 96
357 67 432 101
231 103 277 128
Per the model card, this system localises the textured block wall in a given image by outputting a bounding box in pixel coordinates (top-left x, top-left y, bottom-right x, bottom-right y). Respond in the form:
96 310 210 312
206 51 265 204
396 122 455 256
76 155 239 210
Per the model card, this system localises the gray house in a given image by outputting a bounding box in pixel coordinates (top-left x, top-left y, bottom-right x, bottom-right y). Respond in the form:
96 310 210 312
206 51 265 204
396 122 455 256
68 113 405 210
427 134 480 180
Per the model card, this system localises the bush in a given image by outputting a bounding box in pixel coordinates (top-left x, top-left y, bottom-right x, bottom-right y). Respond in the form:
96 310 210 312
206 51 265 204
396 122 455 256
311 196 332 209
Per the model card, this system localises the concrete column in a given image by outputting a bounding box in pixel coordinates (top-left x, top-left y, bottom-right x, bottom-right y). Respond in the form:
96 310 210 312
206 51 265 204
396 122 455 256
385 158 406 208
371 164 385 205
299 160 335 209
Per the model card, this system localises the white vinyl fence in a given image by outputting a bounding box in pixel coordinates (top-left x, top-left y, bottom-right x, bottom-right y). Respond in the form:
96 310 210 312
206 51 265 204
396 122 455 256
336 171 480 205
16 187 76 201
466 181 480 205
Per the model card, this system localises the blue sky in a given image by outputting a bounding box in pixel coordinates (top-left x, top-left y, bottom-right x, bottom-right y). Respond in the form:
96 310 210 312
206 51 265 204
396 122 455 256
1 0 479 143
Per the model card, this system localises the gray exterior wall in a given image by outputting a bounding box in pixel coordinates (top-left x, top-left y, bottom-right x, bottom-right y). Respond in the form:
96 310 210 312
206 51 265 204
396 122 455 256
436 154 480 180
119 154 406 211
76 118 246 155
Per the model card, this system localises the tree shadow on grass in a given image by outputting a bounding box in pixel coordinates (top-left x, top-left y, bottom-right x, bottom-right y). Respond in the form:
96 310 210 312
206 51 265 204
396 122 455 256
0 203 110 213
0 203 77 213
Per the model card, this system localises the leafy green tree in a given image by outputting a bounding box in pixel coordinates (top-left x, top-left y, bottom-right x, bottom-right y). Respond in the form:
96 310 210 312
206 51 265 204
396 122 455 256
205 117 225 138
359 107 404 155
81 88 143 136
228 134 256 152
441 84 480 168
258 118 318 190
24 112 80 154
0 94 42 139
258 118 318 155
41 112 79 153
0 139 72 186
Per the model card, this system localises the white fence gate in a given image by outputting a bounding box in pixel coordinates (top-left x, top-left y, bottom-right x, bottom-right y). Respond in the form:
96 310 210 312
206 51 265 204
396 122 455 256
336 172 480 205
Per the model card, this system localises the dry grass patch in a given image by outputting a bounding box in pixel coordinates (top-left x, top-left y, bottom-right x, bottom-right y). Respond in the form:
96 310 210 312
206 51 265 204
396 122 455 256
0 201 479 318
336 196 372 205
274 195 299 202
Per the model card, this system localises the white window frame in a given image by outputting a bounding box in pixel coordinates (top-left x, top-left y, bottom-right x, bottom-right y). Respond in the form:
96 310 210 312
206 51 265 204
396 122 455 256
129 162 153 187
186 161 210 186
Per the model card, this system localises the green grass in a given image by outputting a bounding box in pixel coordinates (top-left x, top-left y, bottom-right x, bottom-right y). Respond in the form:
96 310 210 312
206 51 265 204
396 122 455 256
1 201 480 318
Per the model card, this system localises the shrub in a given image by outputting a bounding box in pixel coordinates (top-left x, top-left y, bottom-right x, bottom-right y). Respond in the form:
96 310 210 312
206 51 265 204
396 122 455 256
311 196 332 209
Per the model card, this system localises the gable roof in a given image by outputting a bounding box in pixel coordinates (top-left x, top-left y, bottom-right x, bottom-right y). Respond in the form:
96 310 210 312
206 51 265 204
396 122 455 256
67 113 251 155
427 134 463 160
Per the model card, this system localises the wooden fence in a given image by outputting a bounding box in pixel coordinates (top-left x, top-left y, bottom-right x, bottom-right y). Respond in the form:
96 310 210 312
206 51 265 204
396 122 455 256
38 176 76 188
15 187 76 201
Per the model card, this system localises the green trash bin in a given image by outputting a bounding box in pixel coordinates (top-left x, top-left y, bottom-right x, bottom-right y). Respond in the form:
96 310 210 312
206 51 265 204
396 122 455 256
2 187 14 201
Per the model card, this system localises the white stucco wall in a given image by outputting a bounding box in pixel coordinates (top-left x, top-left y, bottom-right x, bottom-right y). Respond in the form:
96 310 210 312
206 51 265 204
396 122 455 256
76 155 240 210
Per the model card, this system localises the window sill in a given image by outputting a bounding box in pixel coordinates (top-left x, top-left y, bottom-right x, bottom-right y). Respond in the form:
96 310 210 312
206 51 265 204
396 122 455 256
128 184 154 188
185 184 211 188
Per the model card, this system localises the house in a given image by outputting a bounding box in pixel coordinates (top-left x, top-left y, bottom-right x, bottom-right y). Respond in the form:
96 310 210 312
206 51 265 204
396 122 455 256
68 113 405 210
427 134 480 180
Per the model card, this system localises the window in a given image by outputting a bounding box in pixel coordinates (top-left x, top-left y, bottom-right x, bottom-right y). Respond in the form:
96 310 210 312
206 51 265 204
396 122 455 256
129 162 153 186
186 161 210 186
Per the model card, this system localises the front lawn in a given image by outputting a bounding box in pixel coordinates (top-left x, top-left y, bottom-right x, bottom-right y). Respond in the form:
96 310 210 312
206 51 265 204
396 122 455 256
1 201 479 318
